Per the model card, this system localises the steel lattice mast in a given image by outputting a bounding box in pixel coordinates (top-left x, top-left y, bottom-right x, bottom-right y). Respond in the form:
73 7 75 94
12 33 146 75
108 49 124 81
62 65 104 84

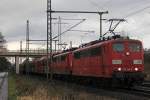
26 20 29 75
47 0 53 80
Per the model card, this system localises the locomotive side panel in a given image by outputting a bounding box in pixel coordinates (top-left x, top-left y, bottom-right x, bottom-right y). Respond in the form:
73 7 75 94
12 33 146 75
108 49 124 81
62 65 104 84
53 52 71 75
72 45 107 77
67 53 73 74
101 44 113 77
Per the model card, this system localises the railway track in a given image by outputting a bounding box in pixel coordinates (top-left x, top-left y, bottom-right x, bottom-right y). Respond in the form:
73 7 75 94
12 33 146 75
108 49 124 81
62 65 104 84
21 74 150 99
126 81 150 97
142 80 150 87
63 80 150 99
130 85 150 97
111 86 150 99
52 78 150 99
108 81 150 98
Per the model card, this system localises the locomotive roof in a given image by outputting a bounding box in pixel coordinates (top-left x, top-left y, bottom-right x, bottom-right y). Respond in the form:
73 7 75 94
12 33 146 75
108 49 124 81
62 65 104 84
52 37 142 56
73 38 142 52
53 51 70 57
35 55 50 61
53 47 78 57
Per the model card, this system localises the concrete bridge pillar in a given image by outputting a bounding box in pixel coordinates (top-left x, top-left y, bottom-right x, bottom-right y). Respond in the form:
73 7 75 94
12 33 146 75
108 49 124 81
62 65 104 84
15 56 19 74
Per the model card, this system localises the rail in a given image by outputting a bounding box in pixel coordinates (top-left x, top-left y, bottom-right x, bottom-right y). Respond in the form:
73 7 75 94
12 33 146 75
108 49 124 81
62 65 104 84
130 85 150 97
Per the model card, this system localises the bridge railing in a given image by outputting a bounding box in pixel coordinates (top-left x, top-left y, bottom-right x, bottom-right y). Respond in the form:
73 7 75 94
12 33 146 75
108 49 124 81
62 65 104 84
6 49 48 54
1 49 61 54
0 49 63 56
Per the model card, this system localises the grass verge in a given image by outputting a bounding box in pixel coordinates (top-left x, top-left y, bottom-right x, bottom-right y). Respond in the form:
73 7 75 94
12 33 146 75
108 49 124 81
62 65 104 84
8 72 17 100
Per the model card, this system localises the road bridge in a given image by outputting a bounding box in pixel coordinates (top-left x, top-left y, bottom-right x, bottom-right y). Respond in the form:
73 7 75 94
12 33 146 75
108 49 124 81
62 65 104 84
0 50 47 57
0 49 48 74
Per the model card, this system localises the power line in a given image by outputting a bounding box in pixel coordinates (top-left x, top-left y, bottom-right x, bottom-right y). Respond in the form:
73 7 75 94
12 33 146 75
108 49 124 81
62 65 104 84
52 19 86 39
49 10 108 39
87 0 112 11
124 5 150 18
69 30 95 33
87 0 103 10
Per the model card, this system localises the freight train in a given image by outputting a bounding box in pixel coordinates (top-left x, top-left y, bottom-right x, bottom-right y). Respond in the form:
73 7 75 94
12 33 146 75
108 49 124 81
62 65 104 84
20 35 145 87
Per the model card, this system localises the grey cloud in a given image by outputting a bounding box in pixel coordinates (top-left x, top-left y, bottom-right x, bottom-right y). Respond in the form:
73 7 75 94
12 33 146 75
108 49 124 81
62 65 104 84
0 0 150 49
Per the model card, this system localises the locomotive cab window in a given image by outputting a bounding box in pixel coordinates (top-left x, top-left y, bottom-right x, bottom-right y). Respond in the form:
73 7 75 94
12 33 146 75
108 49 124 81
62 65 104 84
129 43 141 52
74 47 101 59
61 55 66 61
113 43 124 52
74 52 80 59
80 50 91 58
91 47 101 56
53 57 57 62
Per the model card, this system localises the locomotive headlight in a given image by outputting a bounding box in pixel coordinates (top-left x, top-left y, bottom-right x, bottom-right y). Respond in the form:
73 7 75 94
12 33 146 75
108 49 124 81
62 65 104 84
118 67 121 71
112 60 122 64
133 60 142 64
135 67 138 71
126 52 130 56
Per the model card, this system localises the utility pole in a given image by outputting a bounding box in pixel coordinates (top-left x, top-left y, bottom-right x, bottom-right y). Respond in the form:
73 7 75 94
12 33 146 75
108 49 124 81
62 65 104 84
58 16 61 50
99 13 102 40
47 0 53 80
58 43 67 50
26 20 29 75
98 12 108 40
20 41 22 53
70 41 72 48
53 40 58 52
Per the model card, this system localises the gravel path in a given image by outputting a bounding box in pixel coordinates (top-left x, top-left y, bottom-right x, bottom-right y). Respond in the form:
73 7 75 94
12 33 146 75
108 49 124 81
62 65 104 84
0 72 8 100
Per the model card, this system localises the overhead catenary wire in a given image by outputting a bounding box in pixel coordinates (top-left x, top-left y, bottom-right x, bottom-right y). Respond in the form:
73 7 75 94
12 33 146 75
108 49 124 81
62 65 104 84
60 18 87 20
103 3 150 38
87 0 112 11
124 5 150 18
69 30 95 33
87 0 104 11
88 0 150 19
120 4 150 38
52 19 86 39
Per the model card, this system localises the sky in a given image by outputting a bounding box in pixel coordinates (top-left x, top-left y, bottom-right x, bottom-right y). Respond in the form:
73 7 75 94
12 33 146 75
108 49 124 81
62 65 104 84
0 0 150 50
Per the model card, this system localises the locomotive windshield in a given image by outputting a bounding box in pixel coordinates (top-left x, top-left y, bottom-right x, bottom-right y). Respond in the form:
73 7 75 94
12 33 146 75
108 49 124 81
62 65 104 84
129 43 141 52
113 43 124 52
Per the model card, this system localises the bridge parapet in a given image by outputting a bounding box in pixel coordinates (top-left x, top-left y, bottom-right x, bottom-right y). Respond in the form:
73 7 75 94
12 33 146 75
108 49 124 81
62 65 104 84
0 49 48 57
0 49 63 57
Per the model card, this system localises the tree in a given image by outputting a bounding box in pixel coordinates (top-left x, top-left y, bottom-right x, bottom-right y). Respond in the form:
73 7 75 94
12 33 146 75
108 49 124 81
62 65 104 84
0 32 10 71
0 32 6 52
144 53 150 63
0 57 11 71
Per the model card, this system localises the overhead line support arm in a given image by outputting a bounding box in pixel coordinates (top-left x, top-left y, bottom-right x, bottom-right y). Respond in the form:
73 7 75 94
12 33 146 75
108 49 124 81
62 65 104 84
48 10 108 40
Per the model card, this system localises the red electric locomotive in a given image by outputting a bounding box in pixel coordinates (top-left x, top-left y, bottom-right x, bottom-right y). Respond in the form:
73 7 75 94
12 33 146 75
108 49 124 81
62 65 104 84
21 36 145 87
51 36 145 86
35 56 47 74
